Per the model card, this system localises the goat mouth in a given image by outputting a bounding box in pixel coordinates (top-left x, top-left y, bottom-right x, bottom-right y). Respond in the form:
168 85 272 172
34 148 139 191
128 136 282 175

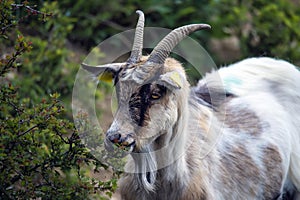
118 141 136 152
105 140 136 158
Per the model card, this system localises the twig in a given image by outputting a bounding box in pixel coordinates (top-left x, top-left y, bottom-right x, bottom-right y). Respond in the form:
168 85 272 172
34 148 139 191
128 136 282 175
18 125 38 137
53 127 69 144
1 3 53 35
11 4 52 17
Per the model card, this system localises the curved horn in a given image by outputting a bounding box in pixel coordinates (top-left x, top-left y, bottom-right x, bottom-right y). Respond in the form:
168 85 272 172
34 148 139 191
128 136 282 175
147 24 211 64
127 10 145 64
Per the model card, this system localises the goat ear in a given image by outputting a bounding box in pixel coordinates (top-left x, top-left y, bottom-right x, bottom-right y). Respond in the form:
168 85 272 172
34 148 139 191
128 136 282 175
157 71 184 90
81 63 124 82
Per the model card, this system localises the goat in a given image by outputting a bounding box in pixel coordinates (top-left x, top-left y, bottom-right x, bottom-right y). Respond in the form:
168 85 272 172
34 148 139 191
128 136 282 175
82 11 300 200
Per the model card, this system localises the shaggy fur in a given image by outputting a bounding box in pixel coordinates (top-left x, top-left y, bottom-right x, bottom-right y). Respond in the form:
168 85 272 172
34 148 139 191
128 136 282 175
83 54 300 199
112 57 300 200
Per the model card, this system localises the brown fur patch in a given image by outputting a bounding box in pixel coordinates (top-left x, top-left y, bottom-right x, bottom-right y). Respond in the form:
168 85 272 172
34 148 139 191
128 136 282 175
198 106 211 134
183 157 208 199
223 105 266 136
182 184 207 200
262 144 283 199
220 144 261 196
138 56 186 77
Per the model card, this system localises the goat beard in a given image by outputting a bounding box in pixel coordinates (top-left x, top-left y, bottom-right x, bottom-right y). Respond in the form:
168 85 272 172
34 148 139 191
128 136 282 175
131 145 158 192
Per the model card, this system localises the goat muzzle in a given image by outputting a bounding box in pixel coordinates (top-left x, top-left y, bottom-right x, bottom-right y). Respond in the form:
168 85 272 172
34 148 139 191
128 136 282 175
105 132 136 156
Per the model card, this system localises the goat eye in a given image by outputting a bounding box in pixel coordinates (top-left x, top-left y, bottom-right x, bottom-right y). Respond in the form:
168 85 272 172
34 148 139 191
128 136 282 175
151 93 161 100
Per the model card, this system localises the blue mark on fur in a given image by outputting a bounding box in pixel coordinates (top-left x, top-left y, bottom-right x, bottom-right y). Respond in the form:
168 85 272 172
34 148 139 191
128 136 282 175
223 76 242 93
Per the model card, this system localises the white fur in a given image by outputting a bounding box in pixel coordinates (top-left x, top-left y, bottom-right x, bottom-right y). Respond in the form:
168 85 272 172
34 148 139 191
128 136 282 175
217 57 300 192
117 57 300 199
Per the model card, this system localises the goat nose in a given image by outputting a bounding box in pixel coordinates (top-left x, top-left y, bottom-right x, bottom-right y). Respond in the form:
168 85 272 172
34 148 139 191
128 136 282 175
108 133 122 144
107 132 136 149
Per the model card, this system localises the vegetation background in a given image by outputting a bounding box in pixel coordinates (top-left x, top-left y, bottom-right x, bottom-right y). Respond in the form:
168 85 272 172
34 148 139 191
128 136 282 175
1 0 300 199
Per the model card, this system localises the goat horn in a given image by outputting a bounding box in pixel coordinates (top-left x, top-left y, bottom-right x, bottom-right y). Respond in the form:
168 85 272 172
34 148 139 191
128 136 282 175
147 24 211 64
127 10 145 64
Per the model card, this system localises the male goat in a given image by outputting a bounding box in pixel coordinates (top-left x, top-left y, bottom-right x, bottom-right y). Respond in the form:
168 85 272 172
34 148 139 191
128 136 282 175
82 11 300 200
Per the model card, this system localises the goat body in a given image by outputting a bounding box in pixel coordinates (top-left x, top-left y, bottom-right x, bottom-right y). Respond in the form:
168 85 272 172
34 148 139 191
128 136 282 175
117 57 300 200
82 11 300 200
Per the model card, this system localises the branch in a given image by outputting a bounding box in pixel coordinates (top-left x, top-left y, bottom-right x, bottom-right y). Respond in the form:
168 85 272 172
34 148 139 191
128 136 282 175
1 3 53 35
17 125 38 137
53 127 69 144
11 4 52 17
7 101 23 113
0 39 30 76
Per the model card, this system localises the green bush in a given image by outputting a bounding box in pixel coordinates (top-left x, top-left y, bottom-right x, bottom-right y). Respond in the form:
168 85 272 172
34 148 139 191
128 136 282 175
14 2 77 104
0 1 117 199
209 0 300 64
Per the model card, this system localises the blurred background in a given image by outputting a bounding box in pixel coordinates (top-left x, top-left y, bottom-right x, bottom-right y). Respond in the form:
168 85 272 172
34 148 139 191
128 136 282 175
1 0 300 199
